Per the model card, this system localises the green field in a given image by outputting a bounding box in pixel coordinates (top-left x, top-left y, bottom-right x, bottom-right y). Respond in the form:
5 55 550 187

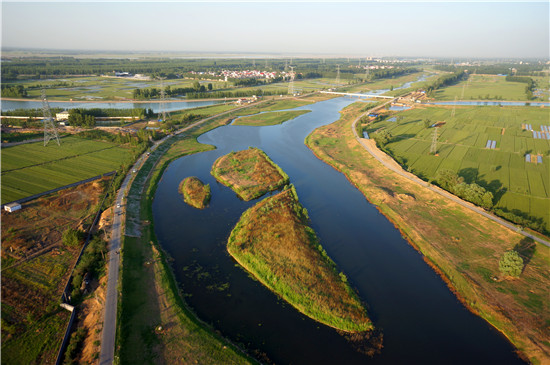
433 74 536 101
366 105 550 231
1 136 134 204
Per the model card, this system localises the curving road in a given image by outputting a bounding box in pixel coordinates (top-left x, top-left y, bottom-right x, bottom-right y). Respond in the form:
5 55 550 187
350 100 550 248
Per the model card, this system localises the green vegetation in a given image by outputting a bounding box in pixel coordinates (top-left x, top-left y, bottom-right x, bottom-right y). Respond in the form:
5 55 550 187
70 236 107 302
306 101 550 363
433 74 539 101
179 176 211 209
499 251 524 277
1 135 138 204
228 185 372 332
233 110 310 126
366 105 550 233
211 147 289 201
1 181 107 365
117 114 254 364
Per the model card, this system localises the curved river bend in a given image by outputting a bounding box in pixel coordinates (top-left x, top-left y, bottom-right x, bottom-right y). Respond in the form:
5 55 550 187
153 97 524 364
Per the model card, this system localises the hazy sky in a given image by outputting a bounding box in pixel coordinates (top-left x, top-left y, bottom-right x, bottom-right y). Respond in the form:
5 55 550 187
2 1 548 58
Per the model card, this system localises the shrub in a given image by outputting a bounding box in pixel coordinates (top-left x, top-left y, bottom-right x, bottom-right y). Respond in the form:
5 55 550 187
62 228 84 247
499 250 524 277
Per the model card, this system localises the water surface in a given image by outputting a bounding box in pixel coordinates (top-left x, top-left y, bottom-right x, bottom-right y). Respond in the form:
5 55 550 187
153 97 524 364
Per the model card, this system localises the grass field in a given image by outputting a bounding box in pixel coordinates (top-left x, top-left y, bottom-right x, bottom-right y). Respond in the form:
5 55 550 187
433 74 535 101
306 101 550 363
365 105 550 232
228 185 373 333
1 135 135 204
233 110 310 126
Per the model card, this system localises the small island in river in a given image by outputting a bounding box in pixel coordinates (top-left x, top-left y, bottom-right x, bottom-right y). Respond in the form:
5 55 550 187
228 185 373 333
179 176 211 209
211 147 289 201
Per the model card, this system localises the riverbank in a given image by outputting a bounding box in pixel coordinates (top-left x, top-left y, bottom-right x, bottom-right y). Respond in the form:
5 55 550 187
233 110 310 126
305 101 550 364
228 185 373 333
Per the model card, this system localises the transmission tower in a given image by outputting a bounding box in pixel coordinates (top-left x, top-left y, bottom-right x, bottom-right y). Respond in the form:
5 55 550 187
288 66 295 95
451 95 458 118
41 89 60 146
252 59 256 68
158 78 170 122
265 59 268 68
430 126 439 155
284 59 288 71
460 84 466 100
335 64 341 86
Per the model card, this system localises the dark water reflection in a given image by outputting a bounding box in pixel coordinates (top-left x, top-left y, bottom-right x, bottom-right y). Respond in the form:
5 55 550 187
153 97 524 364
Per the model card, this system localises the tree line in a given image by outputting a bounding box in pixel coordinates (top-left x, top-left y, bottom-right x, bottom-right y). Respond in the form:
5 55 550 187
424 71 468 95
505 75 536 100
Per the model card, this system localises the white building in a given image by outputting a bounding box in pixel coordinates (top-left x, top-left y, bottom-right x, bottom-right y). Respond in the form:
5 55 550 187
4 202 21 213
56 110 69 121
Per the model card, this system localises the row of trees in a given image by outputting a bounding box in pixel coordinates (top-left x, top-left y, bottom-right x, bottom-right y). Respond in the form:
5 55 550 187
435 170 494 209
505 75 536 99
424 71 468 95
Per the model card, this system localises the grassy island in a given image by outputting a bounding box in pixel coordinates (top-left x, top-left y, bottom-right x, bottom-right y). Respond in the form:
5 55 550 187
233 110 310 126
179 176 211 209
211 147 289 201
228 185 373 333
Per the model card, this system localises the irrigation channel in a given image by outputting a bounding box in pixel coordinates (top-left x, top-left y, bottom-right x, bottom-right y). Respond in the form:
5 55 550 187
152 96 525 364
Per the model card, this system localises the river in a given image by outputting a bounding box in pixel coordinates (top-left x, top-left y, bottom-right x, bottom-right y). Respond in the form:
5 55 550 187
0 99 225 112
151 96 524 364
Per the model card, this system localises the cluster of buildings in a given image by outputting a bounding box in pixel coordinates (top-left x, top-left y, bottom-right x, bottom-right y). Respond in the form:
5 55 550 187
189 69 284 81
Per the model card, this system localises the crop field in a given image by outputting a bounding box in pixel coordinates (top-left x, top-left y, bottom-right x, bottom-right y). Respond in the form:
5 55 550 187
1 180 106 364
1 136 134 204
366 105 550 230
432 74 536 101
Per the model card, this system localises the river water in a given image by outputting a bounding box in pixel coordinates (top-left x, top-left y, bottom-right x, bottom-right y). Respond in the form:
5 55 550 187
152 97 524 364
0 99 224 112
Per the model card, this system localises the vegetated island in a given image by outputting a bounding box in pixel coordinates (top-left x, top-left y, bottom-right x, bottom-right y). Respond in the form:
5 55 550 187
233 110 310 126
228 185 373 333
211 147 289 201
179 176 211 209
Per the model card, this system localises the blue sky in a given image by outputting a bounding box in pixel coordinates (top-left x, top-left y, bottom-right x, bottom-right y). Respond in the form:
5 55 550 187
2 1 548 58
